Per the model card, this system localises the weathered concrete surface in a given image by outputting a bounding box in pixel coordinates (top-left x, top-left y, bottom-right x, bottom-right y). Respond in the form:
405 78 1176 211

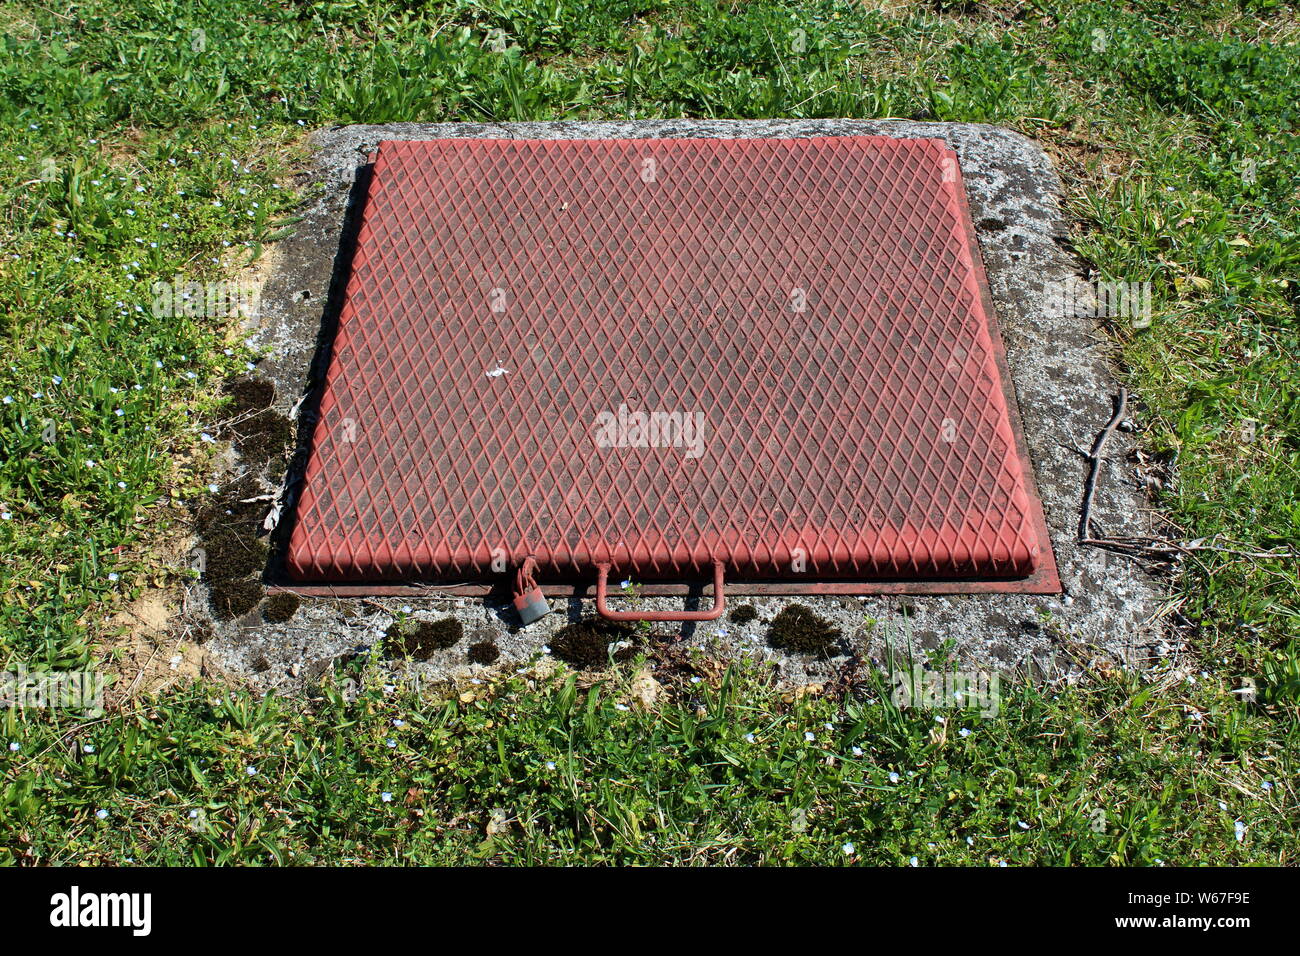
201 120 1171 693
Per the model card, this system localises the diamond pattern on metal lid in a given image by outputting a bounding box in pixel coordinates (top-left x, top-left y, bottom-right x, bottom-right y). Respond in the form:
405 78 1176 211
285 136 1056 589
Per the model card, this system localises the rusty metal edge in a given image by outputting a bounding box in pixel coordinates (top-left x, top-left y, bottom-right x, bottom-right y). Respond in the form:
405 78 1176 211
269 569 1060 599
950 154 1063 595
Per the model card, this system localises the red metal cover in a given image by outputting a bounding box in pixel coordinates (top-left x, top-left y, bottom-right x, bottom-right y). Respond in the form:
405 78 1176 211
286 136 1057 591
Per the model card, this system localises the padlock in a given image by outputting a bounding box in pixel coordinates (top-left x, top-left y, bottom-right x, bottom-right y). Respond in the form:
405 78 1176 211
513 586 550 626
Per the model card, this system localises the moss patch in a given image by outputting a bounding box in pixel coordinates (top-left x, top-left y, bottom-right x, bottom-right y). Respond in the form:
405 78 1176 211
766 604 840 658
263 592 300 623
551 619 638 669
468 641 500 665
729 603 759 624
194 474 272 618
208 578 263 620
220 376 294 471
195 474 266 533
224 376 274 417
384 617 462 660
231 410 294 469
202 530 269 582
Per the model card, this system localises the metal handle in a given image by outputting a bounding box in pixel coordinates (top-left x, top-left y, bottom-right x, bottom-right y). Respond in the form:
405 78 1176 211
595 561 726 622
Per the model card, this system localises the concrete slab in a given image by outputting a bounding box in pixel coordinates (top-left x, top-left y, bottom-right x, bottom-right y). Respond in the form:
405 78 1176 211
199 120 1170 693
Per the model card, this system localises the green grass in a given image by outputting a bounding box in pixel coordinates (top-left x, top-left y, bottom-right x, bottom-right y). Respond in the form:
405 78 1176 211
5 652 1295 865
1 0 1298 864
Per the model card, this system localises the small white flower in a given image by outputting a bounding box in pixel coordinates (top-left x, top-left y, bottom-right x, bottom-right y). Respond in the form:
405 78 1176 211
959 727 972 737
246 765 257 776
107 572 119 582
851 746 862 757
909 856 918 867
1017 820 1030 830
614 703 629 711
888 772 900 784
842 842 855 855
83 744 95 753
545 760 556 770
1 513 10 521
1261 781 1273 791
381 792 393 803
689 676 701 684
7 742 18 752
392 719 404 727
744 733 756 744
966 836 975 846
386 739 396 748
208 484 218 493
804 731 815 742
96 809 109 819
189 810 199 818
1234 821 1246 842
